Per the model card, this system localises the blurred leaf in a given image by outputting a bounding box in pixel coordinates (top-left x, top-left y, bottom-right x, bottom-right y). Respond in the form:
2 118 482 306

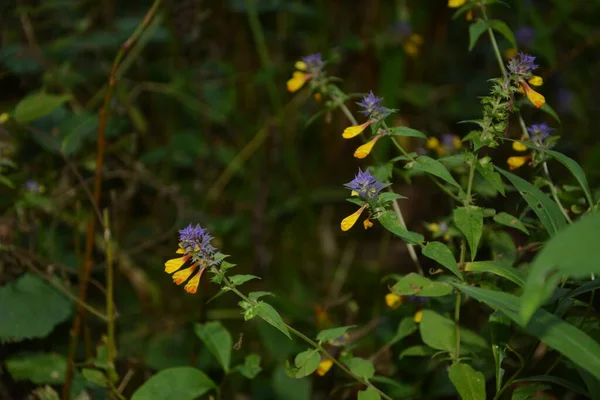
378 211 424 245
453 206 484 261
576 368 600 400
316 326 355 343
488 230 517 265
6 353 66 384
272 364 311 400
565 279 600 300
387 126 427 140
131 367 216 400
399 345 436 358
420 310 456 352
469 20 490 51
14 92 71 123
257 301 291 339
475 160 505 196
452 284 600 379
391 318 417 344
229 274 260 286
409 156 461 189
0 273 72 342
521 212 600 323
493 212 529 234
465 261 525 287
31 386 60 400
346 357 375 380
81 369 107 387
292 349 320 378
489 19 517 48
59 112 99 155
358 386 381 400
194 321 233 372
497 167 567 236
448 363 486 400
391 273 453 297
512 383 552 400
422 241 463 280
236 354 262 379
514 375 588 397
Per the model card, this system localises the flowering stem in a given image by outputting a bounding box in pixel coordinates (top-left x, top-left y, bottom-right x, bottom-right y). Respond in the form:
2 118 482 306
218 272 392 400
479 2 507 77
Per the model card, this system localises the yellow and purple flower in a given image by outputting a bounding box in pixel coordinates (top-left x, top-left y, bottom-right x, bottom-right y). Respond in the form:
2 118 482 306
287 53 325 93
426 134 462 156
508 123 554 170
341 169 387 231
508 52 545 108
343 92 393 158
164 224 221 294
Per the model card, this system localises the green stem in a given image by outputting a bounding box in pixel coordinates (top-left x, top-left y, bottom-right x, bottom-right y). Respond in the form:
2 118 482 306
493 345 525 400
542 162 573 223
103 210 116 363
465 157 476 206
219 272 392 400
479 3 506 77
454 292 461 362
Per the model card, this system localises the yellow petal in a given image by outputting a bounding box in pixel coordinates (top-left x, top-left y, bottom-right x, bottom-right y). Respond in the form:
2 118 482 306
342 121 372 139
176 247 185 254
426 137 440 150
512 141 528 152
507 155 530 170
385 293 403 309
0 113 9 124
528 75 543 86
414 310 424 323
504 48 518 60
448 0 467 7
354 135 382 159
172 264 197 285
286 71 308 92
295 61 307 71
316 359 334 376
363 218 374 229
521 82 545 108
452 135 462 149
341 205 366 231
165 257 186 274
184 267 205 294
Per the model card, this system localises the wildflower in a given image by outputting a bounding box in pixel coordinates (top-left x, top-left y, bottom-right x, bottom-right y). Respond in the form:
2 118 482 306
508 52 538 76
426 134 462 156
504 48 518 60
448 0 467 7
287 53 325 93
342 91 391 139
164 224 221 294
385 293 404 309
403 34 424 57
527 123 554 145
414 310 424 323
507 155 530 170
316 358 334 376
515 26 536 48
341 169 387 231
508 123 554 170
508 52 545 108
354 134 383 159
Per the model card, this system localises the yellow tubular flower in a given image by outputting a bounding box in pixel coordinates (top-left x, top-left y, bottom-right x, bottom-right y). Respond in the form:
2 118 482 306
342 120 373 139
363 218 374 229
385 293 404 309
287 71 309 92
184 267 205 294
341 204 367 231
354 135 382 159
414 310 424 323
507 155 530 170
316 359 334 376
512 141 528 152
426 137 440 150
172 264 198 285
448 0 467 7
0 113 9 124
165 255 189 273
520 82 545 108
294 61 307 71
528 75 543 86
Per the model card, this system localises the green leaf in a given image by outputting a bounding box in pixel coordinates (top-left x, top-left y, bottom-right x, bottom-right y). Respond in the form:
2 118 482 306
420 310 455 352
464 261 525 287
408 155 461 189
358 386 381 400
0 273 72 342
377 192 407 203
194 321 232 372
452 284 600 379
391 317 418 344
489 19 517 48
5 353 66 384
453 206 484 261
422 241 463 280
521 212 600 323
391 273 453 297
496 167 567 236
378 211 424 245
346 357 375 380
475 160 506 196
236 354 262 379
468 20 490 51
316 325 355 343
540 103 561 124
293 350 320 378
14 92 71 123
387 126 427 139
229 274 260 286
131 367 216 400
257 302 291 339
448 363 486 400
399 345 436 358
248 291 274 301
81 369 107 387
512 383 551 400
513 375 590 398
576 368 600 400
493 212 529 234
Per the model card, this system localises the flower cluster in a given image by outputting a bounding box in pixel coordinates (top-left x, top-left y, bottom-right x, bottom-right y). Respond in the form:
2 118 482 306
508 123 555 170
507 52 545 108
164 224 221 294
426 134 462 156
385 293 428 322
287 53 326 93
341 169 387 231
342 92 393 159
